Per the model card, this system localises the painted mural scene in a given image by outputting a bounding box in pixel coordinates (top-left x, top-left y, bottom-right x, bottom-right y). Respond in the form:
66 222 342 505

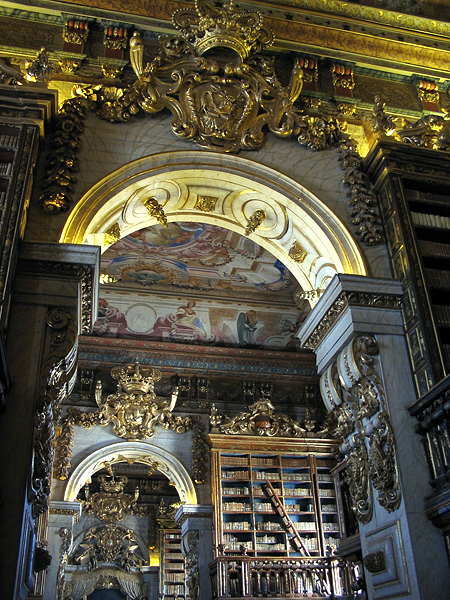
95 222 308 349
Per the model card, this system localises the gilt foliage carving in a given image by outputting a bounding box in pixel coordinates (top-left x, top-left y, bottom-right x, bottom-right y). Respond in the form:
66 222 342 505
321 334 401 522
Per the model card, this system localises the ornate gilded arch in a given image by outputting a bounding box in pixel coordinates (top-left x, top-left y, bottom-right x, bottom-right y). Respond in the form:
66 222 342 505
63 441 198 506
60 151 366 299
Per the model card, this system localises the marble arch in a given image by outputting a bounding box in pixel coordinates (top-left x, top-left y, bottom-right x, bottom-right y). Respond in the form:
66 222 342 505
61 151 366 296
63 441 198 505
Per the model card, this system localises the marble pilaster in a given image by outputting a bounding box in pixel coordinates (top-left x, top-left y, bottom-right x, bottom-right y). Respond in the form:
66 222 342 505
298 273 450 600
44 501 82 600
175 504 214 600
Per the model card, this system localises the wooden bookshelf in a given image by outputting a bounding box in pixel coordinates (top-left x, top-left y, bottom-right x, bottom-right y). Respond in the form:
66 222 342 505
160 529 188 600
365 141 450 395
0 125 20 208
209 436 340 558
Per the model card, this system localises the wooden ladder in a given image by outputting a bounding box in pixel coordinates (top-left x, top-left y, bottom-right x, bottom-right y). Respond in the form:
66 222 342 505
264 481 310 557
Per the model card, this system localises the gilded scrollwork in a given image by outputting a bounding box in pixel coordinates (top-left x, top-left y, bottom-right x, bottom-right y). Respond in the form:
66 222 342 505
320 334 401 521
55 362 199 481
63 20 89 46
288 241 307 263
368 411 401 512
37 0 383 245
56 527 72 600
244 209 266 236
192 417 207 484
336 136 382 246
371 95 397 135
24 47 52 82
75 524 145 569
31 308 78 518
214 398 306 437
143 197 168 228
344 434 372 524
182 530 200 600
82 474 144 522
194 195 218 212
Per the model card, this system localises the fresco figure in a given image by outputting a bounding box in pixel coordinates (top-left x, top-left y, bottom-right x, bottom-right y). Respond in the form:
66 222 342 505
174 301 208 339
237 310 259 344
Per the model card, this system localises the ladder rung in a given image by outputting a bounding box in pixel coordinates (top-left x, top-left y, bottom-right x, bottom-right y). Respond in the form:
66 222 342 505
263 481 310 557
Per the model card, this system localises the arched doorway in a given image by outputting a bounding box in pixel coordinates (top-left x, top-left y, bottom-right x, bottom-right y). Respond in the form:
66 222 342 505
64 441 198 505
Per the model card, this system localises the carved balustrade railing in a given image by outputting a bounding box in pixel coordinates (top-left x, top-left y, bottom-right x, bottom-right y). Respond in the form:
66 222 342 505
210 556 360 599
408 374 450 548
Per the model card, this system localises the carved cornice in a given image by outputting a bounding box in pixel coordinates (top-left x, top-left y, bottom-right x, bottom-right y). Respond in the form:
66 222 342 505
49 507 80 523
17 260 96 334
304 291 402 351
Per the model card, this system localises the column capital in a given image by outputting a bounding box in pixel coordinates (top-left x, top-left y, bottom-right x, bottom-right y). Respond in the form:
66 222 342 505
175 504 213 527
298 274 403 373
48 500 82 527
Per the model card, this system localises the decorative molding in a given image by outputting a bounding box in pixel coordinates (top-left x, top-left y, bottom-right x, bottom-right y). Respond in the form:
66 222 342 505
49 507 80 523
304 292 349 351
19 261 94 334
304 291 402 351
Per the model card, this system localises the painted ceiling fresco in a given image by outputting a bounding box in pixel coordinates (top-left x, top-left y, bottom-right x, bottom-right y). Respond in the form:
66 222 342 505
101 222 297 297
95 223 309 350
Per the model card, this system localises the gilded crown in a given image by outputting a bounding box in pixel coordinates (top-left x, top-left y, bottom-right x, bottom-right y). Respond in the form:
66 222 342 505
111 361 162 394
99 474 127 493
172 0 273 61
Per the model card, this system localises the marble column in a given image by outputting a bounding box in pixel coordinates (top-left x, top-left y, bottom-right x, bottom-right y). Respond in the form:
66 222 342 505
44 501 82 600
298 274 450 600
175 504 214 600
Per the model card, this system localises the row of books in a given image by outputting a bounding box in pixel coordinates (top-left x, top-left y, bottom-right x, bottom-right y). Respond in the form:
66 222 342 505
433 304 450 326
164 573 186 583
0 134 18 148
407 188 450 205
412 211 450 230
425 268 450 289
419 239 450 258
0 163 12 176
